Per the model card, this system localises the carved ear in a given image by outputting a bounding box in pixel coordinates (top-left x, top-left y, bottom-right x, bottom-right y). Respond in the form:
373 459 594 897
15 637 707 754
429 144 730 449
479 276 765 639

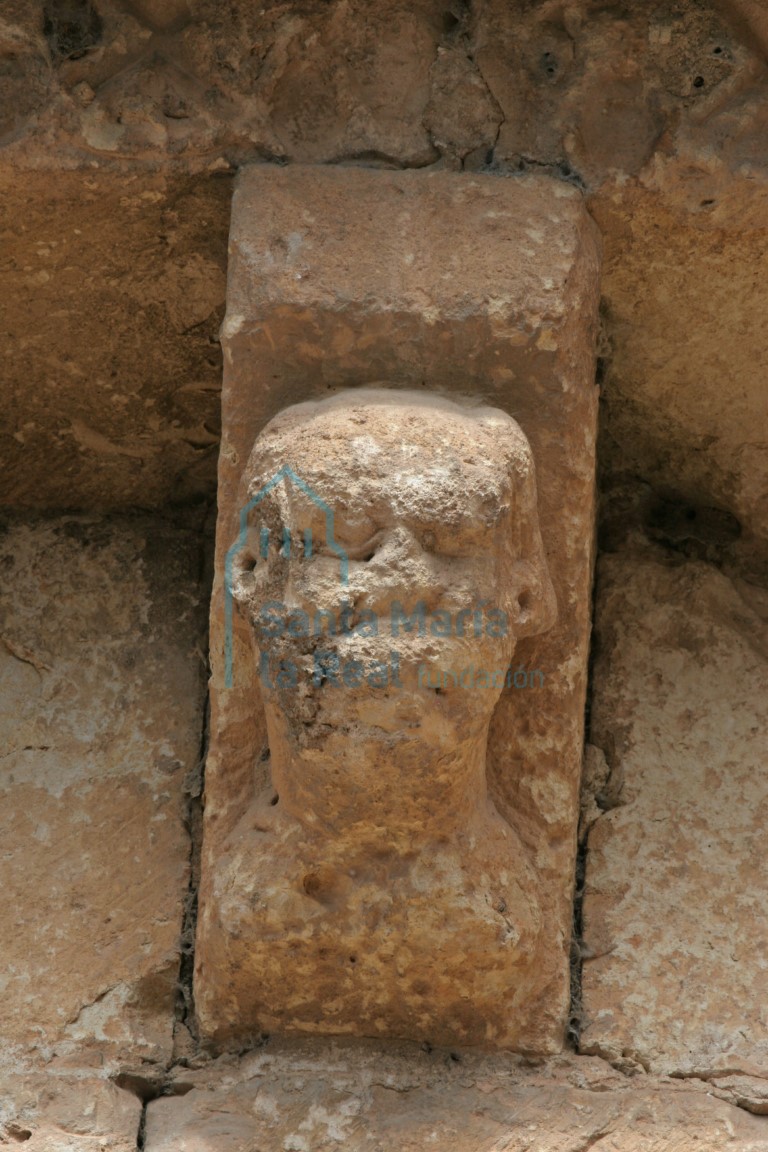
228 495 282 611
229 548 261 609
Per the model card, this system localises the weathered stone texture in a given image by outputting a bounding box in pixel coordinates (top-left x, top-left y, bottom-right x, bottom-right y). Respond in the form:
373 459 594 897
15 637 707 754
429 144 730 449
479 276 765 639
581 546 768 1075
143 1038 768 1151
0 0 765 1135
593 185 768 577
197 165 600 1053
1 0 767 560
197 390 560 1050
0 1075 142 1150
0 171 228 511
0 516 206 1077
0 0 754 182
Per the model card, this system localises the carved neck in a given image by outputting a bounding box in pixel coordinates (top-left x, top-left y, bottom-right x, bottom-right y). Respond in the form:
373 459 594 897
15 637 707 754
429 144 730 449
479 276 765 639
264 704 493 843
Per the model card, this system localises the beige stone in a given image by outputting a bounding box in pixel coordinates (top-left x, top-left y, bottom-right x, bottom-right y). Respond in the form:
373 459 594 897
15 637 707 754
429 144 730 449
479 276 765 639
0 516 206 1076
197 389 558 1049
581 546 768 1075
0 0 767 1125
143 1038 768 1152
592 182 768 571
0 1075 141 1150
0 0 760 184
0 170 227 511
1 1 767 575
197 165 601 1054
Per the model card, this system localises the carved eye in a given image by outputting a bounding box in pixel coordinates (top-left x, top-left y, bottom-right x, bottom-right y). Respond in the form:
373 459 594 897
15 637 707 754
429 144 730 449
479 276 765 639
322 530 383 562
347 534 380 562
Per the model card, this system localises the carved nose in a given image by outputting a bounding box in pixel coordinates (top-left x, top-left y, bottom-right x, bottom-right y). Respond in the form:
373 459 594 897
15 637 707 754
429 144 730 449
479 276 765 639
376 524 425 558
351 525 442 613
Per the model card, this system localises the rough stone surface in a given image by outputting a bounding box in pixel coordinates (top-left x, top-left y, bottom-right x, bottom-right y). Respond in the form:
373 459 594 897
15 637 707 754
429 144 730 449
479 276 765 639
0 0 766 1135
198 165 600 1055
0 0 766 560
143 1038 768 1151
196 390 559 1050
581 543 768 1076
0 0 757 182
593 183 768 580
0 1075 142 1150
0 515 206 1076
0 169 227 511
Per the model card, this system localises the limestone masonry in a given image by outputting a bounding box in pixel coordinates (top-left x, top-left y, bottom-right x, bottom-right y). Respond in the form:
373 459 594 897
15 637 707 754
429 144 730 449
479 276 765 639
1 1 767 1147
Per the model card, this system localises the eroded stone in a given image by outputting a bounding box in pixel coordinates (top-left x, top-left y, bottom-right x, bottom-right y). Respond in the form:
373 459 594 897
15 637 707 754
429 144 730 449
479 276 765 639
581 546 768 1075
0 516 206 1076
196 165 601 1054
0 1075 142 1150
0 170 227 511
143 1038 768 1152
197 390 557 1049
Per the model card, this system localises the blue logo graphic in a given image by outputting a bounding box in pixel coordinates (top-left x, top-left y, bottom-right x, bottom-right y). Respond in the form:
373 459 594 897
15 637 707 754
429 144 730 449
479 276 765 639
224 466 349 688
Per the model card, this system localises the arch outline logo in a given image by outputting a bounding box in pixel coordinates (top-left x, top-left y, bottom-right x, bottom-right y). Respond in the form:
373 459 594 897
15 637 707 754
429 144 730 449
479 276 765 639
224 466 349 688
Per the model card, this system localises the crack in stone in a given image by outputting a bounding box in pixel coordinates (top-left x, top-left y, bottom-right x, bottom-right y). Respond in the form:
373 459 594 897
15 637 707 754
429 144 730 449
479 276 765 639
136 1100 147 1151
62 983 121 1030
570 1128 614 1152
171 514 215 1057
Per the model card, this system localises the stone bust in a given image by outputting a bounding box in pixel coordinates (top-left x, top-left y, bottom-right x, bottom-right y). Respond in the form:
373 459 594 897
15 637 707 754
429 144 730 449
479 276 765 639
212 387 557 1048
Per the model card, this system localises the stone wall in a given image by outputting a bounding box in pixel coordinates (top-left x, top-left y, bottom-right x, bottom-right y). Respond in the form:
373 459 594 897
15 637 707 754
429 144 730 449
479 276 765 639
1 1 767 1148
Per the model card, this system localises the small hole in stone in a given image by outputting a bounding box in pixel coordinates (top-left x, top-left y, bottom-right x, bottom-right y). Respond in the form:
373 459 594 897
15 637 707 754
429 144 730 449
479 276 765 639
6 1127 32 1143
518 591 532 615
540 50 559 78
303 872 321 897
693 75 705 88
43 0 103 61
700 198 715 207
712 45 722 54
270 793 279 806
349 955 357 964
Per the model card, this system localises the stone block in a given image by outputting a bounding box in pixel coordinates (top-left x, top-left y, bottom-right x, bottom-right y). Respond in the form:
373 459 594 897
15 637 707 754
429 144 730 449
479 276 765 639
143 1039 768 1152
196 166 601 1053
581 548 768 1074
0 516 206 1075
0 169 227 511
0 1075 141 1150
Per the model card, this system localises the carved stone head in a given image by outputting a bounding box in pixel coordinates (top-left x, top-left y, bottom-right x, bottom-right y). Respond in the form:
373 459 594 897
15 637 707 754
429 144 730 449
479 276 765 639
203 389 560 1047
230 387 555 827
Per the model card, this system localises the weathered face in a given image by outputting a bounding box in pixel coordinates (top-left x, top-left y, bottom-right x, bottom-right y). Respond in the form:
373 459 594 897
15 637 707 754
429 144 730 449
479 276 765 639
231 389 555 721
